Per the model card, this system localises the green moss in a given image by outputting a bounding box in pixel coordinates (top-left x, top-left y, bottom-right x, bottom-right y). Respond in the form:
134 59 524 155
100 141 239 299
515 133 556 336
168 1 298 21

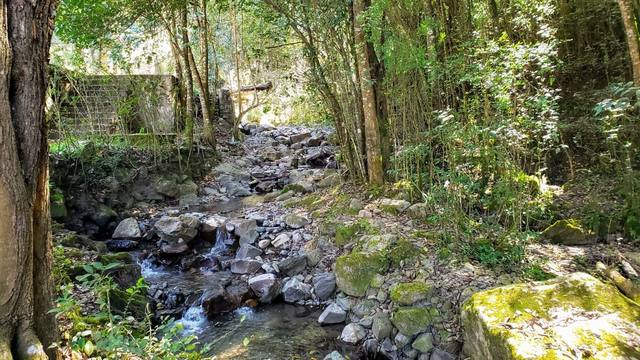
390 282 432 305
462 273 640 359
335 223 360 247
335 251 389 297
389 238 419 268
281 184 307 194
542 219 593 245
98 252 133 265
391 306 436 335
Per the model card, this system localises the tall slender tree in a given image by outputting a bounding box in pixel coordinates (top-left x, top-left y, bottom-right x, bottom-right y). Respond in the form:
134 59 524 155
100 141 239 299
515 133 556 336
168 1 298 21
0 1 59 359
618 0 640 85
354 0 384 184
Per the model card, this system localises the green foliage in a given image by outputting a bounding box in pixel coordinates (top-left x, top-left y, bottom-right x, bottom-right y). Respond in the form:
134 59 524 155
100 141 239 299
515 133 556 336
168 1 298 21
52 258 209 359
522 263 556 281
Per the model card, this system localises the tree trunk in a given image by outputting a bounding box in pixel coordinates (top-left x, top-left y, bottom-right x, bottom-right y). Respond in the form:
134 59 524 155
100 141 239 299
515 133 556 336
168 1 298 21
197 0 216 147
354 0 384 185
0 1 58 359
180 7 195 148
618 0 640 85
231 3 243 140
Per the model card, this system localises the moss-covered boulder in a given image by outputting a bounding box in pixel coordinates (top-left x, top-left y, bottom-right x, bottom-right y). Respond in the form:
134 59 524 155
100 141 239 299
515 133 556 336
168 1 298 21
390 282 432 305
391 306 437 336
542 219 594 245
462 272 640 359
335 252 389 297
389 238 420 267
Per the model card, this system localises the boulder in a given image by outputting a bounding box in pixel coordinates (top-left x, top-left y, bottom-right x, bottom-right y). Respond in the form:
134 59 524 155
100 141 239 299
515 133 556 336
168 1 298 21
318 173 341 188
335 252 388 297
284 214 310 229
412 333 434 353
323 351 346 360
390 282 432 305
406 203 428 219
430 349 455 360
372 315 392 340
318 303 347 325
235 244 263 259
272 233 292 249
201 215 227 242
230 259 263 274
542 219 595 245
290 132 311 144
277 254 307 276
92 204 117 228
225 281 252 307
201 286 236 317
282 278 313 303
154 215 199 243
105 239 139 252
391 306 437 336
340 323 367 344
379 198 411 214
234 219 259 245
112 217 142 239
248 273 281 303
312 272 336 301
462 272 640 360
160 242 190 255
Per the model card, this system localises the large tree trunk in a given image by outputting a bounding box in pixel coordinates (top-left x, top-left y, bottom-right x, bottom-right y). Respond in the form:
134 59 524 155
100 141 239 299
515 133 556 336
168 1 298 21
179 7 195 148
354 0 384 185
0 1 58 359
618 0 640 85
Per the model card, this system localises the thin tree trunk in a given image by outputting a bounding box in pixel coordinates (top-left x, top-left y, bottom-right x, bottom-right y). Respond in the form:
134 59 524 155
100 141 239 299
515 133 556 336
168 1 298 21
0 1 58 359
354 0 384 184
231 3 243 140
618 0 640 85
180 7 195 148
198 0 216 146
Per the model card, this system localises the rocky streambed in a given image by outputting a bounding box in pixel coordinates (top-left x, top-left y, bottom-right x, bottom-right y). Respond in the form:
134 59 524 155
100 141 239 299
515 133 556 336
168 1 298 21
53 124 640 360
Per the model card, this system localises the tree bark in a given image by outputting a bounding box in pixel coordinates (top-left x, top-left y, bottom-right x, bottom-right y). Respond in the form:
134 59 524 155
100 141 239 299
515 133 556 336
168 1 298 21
231 3 243 140
618 0 640 85
0 1 58 359
179 7 195 148
354 0 384 185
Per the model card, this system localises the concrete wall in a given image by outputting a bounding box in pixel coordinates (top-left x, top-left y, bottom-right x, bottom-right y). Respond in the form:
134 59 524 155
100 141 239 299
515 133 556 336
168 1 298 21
56 75 177 135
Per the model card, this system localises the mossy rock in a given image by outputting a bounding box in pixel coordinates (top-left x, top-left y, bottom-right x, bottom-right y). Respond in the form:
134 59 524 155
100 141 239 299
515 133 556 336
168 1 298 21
109 288 149 320
390 282 432 305
335 223 360 247
98 252 134 264
391 306 437 336
461 272 640 359
389 238 419 268
50 190 67 220
542 219 594 245
335 251 389 297
281 183 307 194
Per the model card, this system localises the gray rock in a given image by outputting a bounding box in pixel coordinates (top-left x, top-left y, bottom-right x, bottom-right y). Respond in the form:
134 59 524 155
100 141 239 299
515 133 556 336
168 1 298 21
235 244 263 259
363 339 380 357
160 242 190 255
105 239 139 252
284 214 310 229
395 332 411 348
234 219 259 245
201 286 236 317
112 218 142 239
154 215 199 243
318 173 341 188
272 233 292 249
349 199 364 212
290 132 311 144
201 215 227 242
352 299 378 318
412 333 434 353
318 303 347 325
380 198 411 213
430 349 455 360
312 273 336 301
93 204 117 228
248 273 280 303
406 203 428 219
230 259 263 274
323 351 345 360
258 239 271 249
372 315 393 340
340 323 367 344
277 254 307 276
282 278 313 303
